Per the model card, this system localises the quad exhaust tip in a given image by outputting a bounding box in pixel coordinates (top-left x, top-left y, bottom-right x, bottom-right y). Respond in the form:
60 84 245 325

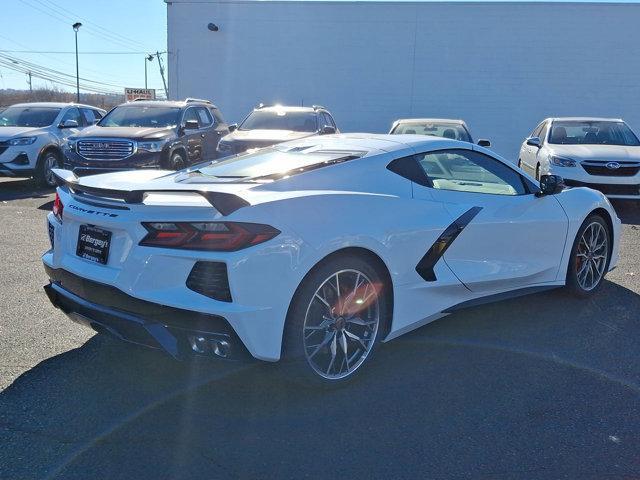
188 335 231 358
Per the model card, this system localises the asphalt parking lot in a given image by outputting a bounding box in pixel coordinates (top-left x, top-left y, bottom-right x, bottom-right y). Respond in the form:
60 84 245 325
1 176 640 480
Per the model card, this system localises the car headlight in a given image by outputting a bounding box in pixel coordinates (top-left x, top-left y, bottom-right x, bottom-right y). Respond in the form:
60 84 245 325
217 141 232 152
549 155 576 167
137 140 165 152
7 136 37 146
64 138 77 151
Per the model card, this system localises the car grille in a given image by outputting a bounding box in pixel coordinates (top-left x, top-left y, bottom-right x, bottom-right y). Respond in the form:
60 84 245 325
77 139 135 160
564 179 640 196
186 262 232 302
581 161 640 177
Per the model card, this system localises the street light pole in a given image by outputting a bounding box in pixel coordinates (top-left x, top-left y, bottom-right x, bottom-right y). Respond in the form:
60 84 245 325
145 54 153 89
72 22 82 103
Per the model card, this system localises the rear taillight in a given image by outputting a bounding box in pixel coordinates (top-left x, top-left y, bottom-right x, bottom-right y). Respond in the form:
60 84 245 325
139 222 280 251
52 192 63 222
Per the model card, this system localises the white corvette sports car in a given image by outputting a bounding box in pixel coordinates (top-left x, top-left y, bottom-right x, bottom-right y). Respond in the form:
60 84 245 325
42 134 620 384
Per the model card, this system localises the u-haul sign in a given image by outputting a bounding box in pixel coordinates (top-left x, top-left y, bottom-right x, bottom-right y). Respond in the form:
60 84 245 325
125 88 156 102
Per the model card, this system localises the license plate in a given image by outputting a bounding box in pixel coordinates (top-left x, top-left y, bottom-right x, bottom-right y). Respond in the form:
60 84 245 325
76 225 112 265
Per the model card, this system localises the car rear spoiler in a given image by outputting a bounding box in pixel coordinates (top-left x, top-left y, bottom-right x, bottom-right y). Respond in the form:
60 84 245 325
50 169 250 216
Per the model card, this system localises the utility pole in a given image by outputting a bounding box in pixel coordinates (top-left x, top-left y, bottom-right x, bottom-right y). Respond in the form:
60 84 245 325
156 51 168 99
27 71 32 93
72 22 82 102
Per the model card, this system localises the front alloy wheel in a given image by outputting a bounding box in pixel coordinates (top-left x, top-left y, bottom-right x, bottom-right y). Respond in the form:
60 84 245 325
36 151 61 188
575 221 609 291
566 215 610 296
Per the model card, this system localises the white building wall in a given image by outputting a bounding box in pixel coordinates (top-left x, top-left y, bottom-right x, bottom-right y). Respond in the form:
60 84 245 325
167 0 640 160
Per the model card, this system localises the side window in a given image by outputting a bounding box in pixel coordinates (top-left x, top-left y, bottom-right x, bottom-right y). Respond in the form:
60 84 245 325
196 107 214 127
415 149 527 196
211 108 225 124
538 122 549 143
93 109 103 120
80 108 97 125
182 108 200 127
322 112 335 128
531 123 544 138
61 107 83 127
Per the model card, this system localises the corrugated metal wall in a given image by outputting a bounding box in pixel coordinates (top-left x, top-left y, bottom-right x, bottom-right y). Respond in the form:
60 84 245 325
168 1 640 160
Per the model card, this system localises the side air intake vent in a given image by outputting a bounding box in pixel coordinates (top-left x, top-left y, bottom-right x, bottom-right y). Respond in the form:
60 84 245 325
186 262 232 302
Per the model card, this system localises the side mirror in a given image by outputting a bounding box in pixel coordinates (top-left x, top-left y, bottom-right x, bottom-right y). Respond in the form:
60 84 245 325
228 123 238 132
183 119 199 130
321 125 336 135
537 174 564 196
526 136 541 148
477 139 491 147
59 119 79 129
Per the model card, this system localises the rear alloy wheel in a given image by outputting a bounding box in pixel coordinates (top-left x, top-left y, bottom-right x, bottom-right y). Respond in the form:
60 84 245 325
36 150 61 188
283 256 389 386
566 215 610 296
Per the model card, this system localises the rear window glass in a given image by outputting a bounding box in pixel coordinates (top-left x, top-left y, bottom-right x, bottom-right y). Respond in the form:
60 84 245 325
194 146 363 181
240 110 319 132
392 122 472 142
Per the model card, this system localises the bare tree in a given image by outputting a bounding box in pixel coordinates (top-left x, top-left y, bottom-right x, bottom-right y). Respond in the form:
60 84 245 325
0 87 124 110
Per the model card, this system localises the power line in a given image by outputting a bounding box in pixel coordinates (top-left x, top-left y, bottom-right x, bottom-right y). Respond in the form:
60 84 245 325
0 34 165 88
36 0 154 51
17 0 154 52
0 50 160 55
0 53 126 89
0 61 121 95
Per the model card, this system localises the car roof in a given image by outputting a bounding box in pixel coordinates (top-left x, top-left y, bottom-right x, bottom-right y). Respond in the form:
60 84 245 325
8 102 104 110
548 117 624 123
123 100 219 109
395 118 466 125
255 105 322 113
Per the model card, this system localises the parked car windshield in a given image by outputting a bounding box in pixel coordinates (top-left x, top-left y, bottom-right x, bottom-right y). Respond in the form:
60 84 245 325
548 120 640 146
194 146 361 180
392 122 472 142
240 110 318 132
0 107 61 127
99 105 181 128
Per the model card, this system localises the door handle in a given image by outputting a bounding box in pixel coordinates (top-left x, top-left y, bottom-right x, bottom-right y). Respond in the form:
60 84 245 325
201 134 205 138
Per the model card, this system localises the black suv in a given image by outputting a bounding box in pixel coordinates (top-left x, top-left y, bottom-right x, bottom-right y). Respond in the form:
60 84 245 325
63 98 229 175
217 104 338 156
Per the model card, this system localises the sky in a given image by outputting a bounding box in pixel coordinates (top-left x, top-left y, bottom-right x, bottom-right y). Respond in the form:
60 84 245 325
0 0 167 96
1 0 637 98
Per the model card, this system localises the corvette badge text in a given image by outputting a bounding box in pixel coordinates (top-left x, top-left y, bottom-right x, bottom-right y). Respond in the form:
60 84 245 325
68 204 118 218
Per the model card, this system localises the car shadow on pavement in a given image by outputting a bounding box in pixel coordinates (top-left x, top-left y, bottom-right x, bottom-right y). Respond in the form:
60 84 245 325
0 178 53 202
2 281 640 480
611 200 640 225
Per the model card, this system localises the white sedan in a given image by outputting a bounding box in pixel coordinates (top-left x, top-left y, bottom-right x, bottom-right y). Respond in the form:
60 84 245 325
518 117 640 199
42 134 620 385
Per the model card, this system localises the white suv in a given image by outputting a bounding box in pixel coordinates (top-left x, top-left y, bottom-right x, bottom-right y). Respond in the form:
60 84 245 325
518 117 640 199
0 102 106 187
